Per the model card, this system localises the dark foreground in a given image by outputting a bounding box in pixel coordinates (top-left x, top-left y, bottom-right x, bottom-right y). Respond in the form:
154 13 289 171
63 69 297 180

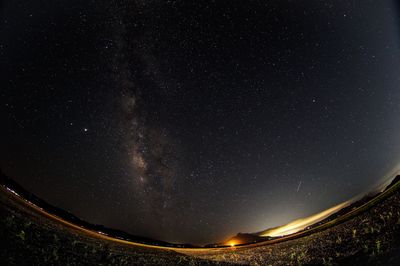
0 188 231 266
1 184 400 265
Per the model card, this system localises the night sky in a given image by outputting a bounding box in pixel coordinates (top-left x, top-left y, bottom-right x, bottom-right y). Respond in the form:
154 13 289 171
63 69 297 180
1 0 400 244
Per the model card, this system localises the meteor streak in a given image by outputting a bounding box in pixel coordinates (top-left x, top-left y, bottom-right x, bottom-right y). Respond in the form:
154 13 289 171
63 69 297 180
296 181 302 192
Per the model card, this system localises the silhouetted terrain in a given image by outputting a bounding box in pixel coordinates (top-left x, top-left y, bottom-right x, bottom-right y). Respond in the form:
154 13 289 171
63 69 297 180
0 171 195 248
1 172 400 265
180 178 400 265
226 176 400 246
0 179 229 265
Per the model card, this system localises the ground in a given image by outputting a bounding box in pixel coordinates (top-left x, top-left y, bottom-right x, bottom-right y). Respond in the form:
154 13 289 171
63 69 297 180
1 185 400 265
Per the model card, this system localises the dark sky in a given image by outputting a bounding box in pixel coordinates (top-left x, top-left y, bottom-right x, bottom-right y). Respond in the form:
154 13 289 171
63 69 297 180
1 0 400 244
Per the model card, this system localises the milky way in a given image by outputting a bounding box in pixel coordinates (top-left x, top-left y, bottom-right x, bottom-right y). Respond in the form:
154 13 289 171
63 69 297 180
111 3 182 234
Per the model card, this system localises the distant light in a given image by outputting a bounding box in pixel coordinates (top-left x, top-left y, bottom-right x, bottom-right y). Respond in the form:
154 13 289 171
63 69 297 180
6 187 19 196
83 128 88 132
229 241 236 247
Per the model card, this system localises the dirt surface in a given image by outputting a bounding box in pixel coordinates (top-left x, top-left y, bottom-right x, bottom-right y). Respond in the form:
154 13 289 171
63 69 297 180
1 185 400 265
0 189 230 266
181 189 400 265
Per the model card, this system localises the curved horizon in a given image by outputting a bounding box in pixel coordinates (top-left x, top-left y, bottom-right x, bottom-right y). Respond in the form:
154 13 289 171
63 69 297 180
2 169 399 246
257 168 400 238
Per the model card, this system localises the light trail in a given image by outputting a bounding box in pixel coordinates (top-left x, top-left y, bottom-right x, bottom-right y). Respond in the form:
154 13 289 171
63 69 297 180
296 181 302 192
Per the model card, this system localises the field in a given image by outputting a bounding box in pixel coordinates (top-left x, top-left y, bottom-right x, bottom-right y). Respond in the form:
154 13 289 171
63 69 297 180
1 182 400 265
